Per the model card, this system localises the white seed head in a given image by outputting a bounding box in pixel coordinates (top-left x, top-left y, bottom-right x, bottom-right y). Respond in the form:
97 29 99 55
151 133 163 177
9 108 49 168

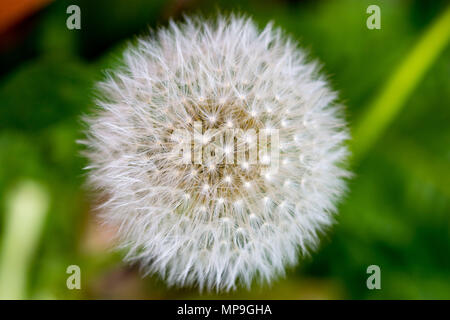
82 15 350 291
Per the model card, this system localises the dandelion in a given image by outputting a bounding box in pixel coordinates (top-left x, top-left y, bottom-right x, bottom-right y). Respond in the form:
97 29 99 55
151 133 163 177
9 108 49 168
82 15 350 291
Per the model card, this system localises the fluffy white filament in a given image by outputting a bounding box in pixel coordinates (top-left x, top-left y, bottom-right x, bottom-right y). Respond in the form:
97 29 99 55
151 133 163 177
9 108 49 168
82 15 350 291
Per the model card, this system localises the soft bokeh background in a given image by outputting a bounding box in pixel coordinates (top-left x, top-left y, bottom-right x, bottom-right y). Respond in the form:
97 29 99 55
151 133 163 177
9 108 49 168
0 0 449 299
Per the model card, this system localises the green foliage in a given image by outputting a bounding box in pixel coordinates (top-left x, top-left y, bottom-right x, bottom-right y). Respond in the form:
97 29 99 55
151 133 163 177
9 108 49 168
0 0 448 299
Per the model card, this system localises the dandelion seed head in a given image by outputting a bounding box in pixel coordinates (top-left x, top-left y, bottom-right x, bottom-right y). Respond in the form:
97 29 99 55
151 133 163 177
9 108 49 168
82 15 350 291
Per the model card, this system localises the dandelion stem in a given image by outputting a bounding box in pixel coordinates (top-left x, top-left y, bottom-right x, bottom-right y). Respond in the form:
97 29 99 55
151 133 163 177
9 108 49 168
352 5 450 162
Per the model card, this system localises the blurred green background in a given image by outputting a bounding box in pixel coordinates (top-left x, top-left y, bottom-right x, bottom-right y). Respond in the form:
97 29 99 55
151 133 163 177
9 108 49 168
0 0 449 299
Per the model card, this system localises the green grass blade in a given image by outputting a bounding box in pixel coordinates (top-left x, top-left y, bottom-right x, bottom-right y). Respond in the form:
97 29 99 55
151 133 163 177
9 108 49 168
352 6 450 162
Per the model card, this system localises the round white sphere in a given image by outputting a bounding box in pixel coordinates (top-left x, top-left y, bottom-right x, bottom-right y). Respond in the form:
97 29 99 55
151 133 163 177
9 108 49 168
83 15 350 291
